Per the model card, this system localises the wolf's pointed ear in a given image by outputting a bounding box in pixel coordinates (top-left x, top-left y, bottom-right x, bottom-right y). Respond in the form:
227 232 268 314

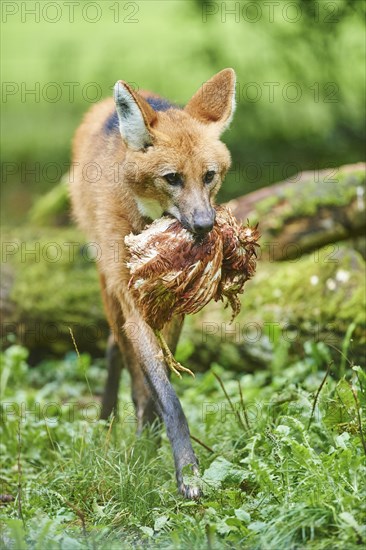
113 81 157 150
184 68 236 134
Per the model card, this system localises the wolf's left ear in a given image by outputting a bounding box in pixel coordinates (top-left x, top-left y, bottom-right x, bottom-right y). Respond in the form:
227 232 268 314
114 81 157 150
184 68 236 135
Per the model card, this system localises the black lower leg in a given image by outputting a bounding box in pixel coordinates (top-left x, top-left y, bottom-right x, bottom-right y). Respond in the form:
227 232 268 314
144 369 201 499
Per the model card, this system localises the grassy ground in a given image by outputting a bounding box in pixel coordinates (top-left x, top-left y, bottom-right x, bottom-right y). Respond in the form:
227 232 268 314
1 340 365 549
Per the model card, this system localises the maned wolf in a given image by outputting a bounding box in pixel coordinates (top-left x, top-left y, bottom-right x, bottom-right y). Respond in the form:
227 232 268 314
70 68 236 498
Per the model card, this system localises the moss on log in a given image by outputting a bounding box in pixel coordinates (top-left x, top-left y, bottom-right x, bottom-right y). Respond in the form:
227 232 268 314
180 245 365 371
28 174 70 227
1 227 107 362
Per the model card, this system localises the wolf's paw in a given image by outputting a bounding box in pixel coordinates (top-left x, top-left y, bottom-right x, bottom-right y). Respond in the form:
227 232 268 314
179 481 201 500
178 465 201 500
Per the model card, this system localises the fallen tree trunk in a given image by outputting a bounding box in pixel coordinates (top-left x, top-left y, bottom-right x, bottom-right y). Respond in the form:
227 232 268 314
1 224 364 368
227 163 366 260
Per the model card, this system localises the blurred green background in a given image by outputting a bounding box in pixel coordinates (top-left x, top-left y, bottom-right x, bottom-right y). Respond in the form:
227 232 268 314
1 0 365 224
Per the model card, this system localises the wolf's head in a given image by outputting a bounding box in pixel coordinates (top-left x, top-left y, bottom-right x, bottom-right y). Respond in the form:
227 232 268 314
114 69 236 236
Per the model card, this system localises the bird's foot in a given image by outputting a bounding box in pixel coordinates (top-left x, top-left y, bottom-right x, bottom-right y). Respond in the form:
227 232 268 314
164 353 195 379
154 330 195 379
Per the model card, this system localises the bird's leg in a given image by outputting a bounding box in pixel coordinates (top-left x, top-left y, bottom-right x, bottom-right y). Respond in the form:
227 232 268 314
154 329 195 379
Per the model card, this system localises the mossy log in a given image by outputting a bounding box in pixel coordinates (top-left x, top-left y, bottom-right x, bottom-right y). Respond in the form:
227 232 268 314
1 225 364 368
1 227 106 363
227 163 366 260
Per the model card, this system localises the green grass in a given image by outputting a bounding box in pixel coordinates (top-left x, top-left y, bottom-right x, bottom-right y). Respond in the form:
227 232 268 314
1 342 365 549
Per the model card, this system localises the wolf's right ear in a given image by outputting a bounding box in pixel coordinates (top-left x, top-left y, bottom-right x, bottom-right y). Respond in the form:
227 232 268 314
185 69 236 135
114 81 157 150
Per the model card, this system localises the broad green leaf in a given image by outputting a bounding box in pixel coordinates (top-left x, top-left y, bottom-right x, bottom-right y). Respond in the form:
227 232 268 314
202 457 246 487
234 508 251 523
154 515 169 532
335 432 350 449
140 526 154 538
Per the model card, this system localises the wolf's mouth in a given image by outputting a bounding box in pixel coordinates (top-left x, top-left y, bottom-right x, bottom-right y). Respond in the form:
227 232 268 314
162 211 211 241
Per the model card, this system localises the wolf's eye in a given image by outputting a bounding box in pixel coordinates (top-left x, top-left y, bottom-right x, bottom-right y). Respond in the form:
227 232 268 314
163 173 183 186
204 170 216 184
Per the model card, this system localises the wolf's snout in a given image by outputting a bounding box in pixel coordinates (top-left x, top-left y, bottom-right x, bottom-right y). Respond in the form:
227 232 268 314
192 209 216 236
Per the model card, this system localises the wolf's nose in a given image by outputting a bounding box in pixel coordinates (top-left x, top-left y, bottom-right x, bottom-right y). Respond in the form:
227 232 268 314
193 220 214 235
193 211 215 236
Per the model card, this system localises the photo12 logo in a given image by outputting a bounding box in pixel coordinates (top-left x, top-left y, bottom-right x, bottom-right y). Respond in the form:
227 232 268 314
201 1 340 24
1 401 138 424
1 1 140 24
